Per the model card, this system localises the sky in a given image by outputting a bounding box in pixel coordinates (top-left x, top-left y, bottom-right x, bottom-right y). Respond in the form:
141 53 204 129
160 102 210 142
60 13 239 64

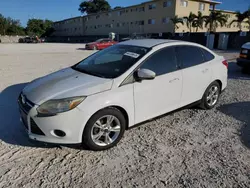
0 0 249 26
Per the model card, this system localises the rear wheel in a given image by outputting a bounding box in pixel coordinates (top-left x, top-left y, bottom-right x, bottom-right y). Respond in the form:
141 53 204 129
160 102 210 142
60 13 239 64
200 81 221 110
82 108 126 151
242 67 250 74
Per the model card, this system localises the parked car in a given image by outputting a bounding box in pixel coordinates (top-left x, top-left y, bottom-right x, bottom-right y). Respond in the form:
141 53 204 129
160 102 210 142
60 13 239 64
237 42 250 73
19 36 39 43
40 38 46 43
85 38 117 50
18 39 228 151
120 38 131 42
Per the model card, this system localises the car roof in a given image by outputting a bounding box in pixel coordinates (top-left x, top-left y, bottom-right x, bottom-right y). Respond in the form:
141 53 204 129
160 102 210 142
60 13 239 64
118 39 205 48
119 39 181 48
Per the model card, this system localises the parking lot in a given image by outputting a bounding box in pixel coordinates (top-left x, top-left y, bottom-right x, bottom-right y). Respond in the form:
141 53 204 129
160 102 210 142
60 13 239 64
0 43 249 187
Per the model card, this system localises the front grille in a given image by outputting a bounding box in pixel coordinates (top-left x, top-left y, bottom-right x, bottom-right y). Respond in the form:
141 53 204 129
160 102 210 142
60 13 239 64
18 93 35 113
30 118 45 135
20 110 28 130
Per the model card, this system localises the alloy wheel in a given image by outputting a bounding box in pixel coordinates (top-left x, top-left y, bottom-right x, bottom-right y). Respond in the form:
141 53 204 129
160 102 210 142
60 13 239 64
206 85 219 106
91 115 121 146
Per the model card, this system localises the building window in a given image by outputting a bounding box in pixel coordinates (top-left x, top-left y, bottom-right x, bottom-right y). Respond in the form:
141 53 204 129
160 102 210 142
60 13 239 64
117 23 122 27
183 18 188 23
96 15 100 19
105 24 113 28
138 7 145 12
162 17 170 24
148 19 156 24
148 4 156 10
163 1 172 7
106 13 111 17
138 20 145 25
180 0 188 7
199 3 205 11
118 10 125 16
126 10 129 13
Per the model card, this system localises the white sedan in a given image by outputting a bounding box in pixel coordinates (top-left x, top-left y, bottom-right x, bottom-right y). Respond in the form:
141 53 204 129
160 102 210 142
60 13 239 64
18 39 228 150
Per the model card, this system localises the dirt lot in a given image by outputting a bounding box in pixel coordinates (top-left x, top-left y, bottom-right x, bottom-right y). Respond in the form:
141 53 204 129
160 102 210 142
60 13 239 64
0 43 250 188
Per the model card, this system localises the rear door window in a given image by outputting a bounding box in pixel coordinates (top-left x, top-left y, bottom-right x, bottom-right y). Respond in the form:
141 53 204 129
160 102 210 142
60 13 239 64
176 45 205 69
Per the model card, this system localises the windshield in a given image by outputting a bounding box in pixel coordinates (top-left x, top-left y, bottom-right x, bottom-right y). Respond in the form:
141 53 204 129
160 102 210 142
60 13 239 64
73 45 150 78
95 39 106 42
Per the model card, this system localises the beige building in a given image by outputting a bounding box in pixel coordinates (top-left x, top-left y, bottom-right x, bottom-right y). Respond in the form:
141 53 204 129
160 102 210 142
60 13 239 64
52 0 249 37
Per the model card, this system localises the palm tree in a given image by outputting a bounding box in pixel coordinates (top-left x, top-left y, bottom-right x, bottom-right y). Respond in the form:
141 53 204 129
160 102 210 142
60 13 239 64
170 16 184 34
243 8 250 31
192 11 205 32
229 11 247 31
204 11 228 33
183 12 196 33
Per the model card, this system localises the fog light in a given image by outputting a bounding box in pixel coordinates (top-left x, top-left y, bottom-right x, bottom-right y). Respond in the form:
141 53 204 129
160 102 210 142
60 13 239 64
53 130 66 137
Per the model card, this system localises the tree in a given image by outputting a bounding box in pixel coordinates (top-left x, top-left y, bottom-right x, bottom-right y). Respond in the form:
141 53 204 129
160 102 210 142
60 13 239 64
0 14 8 35
192 11 205 32
170 16 184 34
114 6 123 9
204 11 228 32
0 14 25 35
183 12 196 33
26 19 54 37
79 0 111 14
243 8 250 31
229 11 247 31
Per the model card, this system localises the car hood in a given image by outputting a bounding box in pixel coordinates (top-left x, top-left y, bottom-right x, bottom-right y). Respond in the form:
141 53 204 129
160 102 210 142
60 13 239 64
242 42 250 49
22 68 113 104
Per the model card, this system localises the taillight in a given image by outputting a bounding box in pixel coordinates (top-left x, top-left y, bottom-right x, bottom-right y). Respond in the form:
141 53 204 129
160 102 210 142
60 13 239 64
222 60 228 68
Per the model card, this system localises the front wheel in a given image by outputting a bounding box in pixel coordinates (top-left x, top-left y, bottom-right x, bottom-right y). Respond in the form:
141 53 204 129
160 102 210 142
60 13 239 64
82 108 126 151
200 81 221 110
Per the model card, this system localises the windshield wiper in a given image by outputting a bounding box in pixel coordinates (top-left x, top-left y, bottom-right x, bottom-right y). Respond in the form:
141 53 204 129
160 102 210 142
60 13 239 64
72 66 107 78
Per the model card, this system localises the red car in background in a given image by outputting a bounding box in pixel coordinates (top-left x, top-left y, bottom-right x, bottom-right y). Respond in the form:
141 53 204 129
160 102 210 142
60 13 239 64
85 38 117 50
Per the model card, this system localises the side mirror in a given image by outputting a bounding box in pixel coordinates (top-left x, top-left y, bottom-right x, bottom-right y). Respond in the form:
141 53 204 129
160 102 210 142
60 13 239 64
136 69 156 80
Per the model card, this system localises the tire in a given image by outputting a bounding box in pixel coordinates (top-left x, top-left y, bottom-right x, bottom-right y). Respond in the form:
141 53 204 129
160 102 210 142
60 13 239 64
93 46 97 50
200 81 221 110
242 67 250 74
82 107 126 151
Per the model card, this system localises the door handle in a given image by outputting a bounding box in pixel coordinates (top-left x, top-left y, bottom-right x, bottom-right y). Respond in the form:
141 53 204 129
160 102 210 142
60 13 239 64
202 68 209 73
169 78 179 83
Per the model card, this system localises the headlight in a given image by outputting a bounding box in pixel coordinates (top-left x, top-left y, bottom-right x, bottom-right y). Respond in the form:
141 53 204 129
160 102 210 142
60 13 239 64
37 96 86 115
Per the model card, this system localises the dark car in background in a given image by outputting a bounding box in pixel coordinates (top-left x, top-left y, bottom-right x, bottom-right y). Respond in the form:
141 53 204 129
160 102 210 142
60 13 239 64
19 36 39 43
85 38 117 50
237 42 250 73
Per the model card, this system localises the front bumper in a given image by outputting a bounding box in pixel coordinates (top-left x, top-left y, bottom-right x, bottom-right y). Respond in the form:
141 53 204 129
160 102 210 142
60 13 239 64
18 97 87 144
85 45 93 50
237 58 250 68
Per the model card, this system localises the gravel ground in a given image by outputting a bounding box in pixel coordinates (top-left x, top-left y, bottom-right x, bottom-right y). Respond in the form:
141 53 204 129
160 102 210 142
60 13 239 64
0 43 250 188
